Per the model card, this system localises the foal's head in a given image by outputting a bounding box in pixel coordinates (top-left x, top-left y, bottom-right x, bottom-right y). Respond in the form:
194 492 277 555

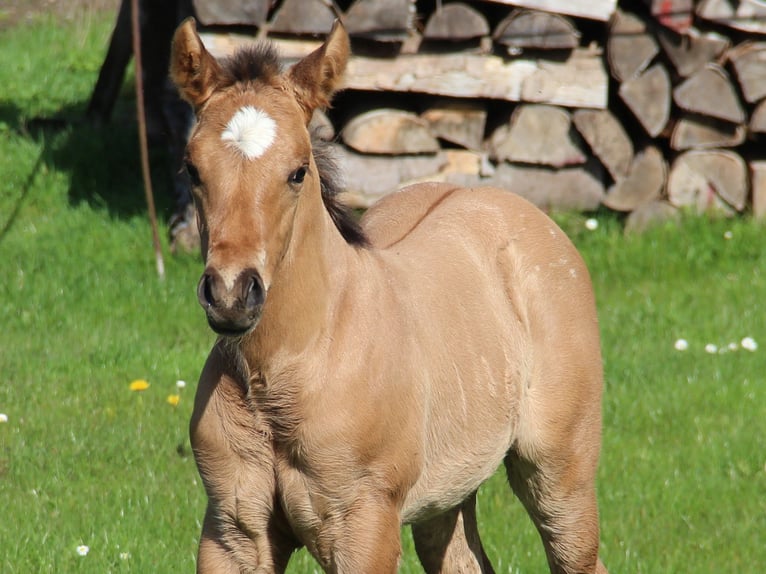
171 19 357 336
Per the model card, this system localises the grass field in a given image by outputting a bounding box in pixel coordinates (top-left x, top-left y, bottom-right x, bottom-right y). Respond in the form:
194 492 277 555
1 9 765 574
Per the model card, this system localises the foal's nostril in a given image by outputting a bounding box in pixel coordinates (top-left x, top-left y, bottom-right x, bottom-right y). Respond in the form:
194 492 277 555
244 273 265 310
197 273 215 309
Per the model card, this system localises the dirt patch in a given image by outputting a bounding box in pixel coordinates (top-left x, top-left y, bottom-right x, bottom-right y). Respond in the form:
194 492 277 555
0 0 119 30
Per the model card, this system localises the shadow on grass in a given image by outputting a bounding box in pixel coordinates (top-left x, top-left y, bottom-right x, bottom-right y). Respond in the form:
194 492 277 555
0 97 177 235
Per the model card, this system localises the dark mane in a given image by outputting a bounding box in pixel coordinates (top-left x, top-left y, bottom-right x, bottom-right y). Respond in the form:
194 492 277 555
312 135 369 247
219 43 283 87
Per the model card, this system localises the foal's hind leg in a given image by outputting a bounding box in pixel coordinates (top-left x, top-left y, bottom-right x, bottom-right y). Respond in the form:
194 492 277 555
412 493 495 574
504 451 607 574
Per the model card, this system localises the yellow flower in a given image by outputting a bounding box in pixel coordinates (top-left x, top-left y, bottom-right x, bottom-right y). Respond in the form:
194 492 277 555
129 379 150 392
166 394 180 407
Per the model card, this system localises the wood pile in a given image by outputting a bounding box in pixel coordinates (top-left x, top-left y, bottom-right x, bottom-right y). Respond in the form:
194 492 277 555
196 0 766 227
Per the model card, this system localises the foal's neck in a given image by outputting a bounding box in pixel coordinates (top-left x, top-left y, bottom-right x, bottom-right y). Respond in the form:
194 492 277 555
240 181 356 369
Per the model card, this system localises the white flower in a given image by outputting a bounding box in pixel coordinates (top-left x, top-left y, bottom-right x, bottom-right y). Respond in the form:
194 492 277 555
728 342 739 352
674 339 689 351
585 218 599 231
741 337 758 352
120 552 130 560
723 230 733 240
76 545 89 556
176 380 187 389
705 344 718 354
0 413 7 423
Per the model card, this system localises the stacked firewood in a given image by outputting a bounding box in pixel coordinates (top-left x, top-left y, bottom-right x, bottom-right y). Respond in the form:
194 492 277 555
197 0 766 227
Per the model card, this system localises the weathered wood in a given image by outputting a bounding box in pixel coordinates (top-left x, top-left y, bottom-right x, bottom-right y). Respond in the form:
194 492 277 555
751 161 766 219
668 149 748 213
493 10 580 52
421 102 487 150
309 109 335 142
423 2 489 41
625 200 679 234
344 0 415 40
751 99 766 133
603 146 666 212
200 32 608 108
484 0 617 22
647 0 694 33
728 42 766 104
618 63 671 137
573 109 633 180
670 114 746 150
697 0 766 35
341 109 439 155
192 0 269 26
336 147 447 206
489 105 586 168
487 162 605 211
270 0 336 36
656 27 730 77
346 48 608 109
673 63 745 124
608 10 659 82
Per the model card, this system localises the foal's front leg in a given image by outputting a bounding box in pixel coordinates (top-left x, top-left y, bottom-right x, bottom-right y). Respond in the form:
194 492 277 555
192 342 298 573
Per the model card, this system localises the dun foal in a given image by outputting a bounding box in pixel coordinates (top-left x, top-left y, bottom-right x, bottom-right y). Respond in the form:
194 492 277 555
171 18 608 574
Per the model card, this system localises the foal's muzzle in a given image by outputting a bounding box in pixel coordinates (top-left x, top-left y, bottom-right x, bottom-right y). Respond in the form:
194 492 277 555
197 267 265 336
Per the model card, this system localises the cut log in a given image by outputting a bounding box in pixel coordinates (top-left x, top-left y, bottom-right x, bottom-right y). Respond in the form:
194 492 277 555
485 0 617 22
618 63 672 137
670 114 746 150
423 3 489 41
608 10 659 82
488 162 605 212
697 0 766 35
625 200 679 234
493 10 580 52
344 0 415 40
751 100 766 133
751 161 766 219
270 0 336 36
603 146 666 212
192 0 269 26
573 109 633 180
728 42 766 104
421 102 487 150
336 147 447 206
647 0 694 33
656 27 730 78
668 149 748 213
346 48 608 109
488 104 586 168
673 64 745 124
341 109 439 155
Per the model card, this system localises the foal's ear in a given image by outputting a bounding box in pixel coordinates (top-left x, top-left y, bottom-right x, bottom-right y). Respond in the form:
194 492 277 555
170 17 223 111
287 20 350 122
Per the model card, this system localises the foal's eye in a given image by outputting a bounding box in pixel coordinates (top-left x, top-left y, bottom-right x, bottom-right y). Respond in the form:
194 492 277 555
185 160 202 187
289 166 307 186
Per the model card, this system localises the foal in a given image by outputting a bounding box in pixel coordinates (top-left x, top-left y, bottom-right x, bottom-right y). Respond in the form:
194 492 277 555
171 18 608 574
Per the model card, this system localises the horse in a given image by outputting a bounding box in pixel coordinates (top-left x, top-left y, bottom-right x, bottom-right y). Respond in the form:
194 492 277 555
170 17 608 574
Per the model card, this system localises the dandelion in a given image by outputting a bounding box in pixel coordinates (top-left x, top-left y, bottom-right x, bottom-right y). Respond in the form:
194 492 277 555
741 337 758 352
166 394 181 407
674 339 688 351
0 413 8 423
176 379 187 389
129 379 150 392
585 218 599 231
705 344 718 354
76 545 89 556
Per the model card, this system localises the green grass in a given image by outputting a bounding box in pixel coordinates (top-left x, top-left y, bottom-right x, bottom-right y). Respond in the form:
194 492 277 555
1 11 765 574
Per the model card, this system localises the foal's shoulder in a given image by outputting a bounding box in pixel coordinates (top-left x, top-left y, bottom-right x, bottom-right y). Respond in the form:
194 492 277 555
360 182 462 248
